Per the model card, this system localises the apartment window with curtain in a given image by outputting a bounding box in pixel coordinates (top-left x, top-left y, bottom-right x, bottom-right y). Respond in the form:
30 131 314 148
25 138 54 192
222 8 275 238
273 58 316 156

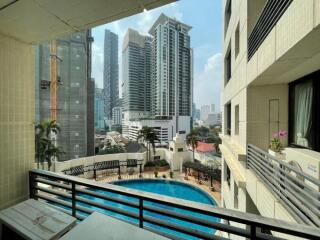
289 70 320 152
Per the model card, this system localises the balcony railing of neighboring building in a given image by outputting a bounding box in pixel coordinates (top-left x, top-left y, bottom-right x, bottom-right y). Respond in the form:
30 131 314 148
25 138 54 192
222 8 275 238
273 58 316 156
29 169 320 240
247 144 320 228
247 0 293 61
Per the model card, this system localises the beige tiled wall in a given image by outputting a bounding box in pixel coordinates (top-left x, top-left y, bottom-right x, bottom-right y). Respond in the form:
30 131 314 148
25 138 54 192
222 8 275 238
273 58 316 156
0 33 35 209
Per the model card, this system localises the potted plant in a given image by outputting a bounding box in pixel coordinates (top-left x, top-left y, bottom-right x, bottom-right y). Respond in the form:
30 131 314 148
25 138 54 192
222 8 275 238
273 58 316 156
269 130 287 159
169 171 174 178
162 174 166 178
154 166 159 178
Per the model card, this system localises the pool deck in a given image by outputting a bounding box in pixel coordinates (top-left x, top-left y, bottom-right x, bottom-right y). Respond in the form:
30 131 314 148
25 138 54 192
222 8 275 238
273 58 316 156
96 170 221 207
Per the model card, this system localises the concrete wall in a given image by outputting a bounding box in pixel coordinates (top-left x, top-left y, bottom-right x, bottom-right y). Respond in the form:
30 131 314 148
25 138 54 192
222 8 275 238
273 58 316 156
0 33 35 209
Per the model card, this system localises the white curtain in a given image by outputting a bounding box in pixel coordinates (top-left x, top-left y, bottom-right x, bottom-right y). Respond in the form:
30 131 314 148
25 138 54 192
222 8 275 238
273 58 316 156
294 80 313 147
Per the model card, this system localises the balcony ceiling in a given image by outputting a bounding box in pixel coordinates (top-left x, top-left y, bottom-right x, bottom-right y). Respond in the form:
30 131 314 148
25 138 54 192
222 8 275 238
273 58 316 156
0 0 174 44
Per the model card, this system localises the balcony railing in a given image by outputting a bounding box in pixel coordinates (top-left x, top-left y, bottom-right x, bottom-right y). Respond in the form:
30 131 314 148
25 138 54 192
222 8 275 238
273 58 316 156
247 144 320 228
247 0 293 60
29 169 320 240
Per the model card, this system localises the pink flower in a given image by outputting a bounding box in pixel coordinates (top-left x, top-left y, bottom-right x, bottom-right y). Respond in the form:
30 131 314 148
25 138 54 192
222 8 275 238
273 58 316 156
279 130 288 137
273 130 288 138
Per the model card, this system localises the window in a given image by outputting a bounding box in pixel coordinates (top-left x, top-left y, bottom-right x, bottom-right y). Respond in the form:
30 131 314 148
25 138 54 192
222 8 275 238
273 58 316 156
225 103 231 135
178 148 183 152
226 164 231 187
154 156 160 160
224 0 232 35
289 70 320 152
225 49 231 84
235 105 239 135
235 23 240 59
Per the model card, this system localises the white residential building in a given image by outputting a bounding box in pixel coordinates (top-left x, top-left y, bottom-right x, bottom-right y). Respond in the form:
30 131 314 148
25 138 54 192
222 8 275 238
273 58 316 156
221 0 320 238
200 105 210 121
149 14 193 120
206 112 221 126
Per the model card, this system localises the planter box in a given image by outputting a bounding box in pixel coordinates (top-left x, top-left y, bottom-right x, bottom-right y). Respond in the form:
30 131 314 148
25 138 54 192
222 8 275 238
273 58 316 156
144 165 170 172
268 149 286 160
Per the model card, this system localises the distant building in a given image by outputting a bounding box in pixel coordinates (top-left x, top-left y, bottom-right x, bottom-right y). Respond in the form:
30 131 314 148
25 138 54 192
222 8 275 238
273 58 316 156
95 88 105 130
149 14 192 122
210 104 215 113
200 105 210 121
206 112 222 126
112 107 122 126
104 29 119 120
122 29 152 117
35 31 94 160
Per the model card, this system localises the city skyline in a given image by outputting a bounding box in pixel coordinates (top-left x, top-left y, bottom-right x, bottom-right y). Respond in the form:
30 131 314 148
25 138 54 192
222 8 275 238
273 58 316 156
92 0 222 111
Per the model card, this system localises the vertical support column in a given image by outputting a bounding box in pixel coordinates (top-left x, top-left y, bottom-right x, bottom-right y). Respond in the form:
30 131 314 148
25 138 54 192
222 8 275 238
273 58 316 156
29 172 37 199
118 166 121 180
71 182 76 217
139 198 143 228
250 224 256 239
139 164 142 178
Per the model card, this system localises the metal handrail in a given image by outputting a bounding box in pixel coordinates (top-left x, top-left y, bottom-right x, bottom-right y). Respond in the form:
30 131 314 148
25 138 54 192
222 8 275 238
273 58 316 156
248 0 293 60
247 144 320 228
29 169 320 240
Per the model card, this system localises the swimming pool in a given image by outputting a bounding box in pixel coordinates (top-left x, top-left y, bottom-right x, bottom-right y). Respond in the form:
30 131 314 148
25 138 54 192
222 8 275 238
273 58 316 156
76 179 219 239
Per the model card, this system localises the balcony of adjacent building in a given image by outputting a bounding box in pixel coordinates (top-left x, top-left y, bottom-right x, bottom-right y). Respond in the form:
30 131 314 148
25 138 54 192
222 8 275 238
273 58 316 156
1 0 320 239
247 0 320 87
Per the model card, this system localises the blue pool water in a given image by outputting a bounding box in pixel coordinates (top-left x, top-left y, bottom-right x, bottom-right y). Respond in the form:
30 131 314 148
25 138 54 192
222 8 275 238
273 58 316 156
73 179 218 239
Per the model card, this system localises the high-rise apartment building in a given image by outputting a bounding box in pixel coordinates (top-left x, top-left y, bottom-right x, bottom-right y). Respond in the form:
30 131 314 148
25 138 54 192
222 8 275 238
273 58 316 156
221 0 320 237
149 14 192 118
200 105 210 121
95 87 105 130
35 31 94 161
103 29 119 120
112 107 122 126
122 29 152 118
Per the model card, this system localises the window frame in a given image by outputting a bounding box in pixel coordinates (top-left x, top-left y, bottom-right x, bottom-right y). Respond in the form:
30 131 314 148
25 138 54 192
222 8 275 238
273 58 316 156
288 69 320 152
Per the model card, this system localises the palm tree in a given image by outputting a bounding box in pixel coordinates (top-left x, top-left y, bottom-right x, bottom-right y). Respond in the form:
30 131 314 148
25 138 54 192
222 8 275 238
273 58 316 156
35 120 63 170
138 126 159 162
187 130 199 162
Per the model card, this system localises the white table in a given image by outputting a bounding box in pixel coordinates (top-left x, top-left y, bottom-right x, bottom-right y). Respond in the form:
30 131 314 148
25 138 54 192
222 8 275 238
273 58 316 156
0 199 76 240
60 212 170 240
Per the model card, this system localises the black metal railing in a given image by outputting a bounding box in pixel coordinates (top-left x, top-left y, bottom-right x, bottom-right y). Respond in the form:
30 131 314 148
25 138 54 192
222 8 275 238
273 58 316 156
29 169 320 240
247 144 320 228
248 0 293 60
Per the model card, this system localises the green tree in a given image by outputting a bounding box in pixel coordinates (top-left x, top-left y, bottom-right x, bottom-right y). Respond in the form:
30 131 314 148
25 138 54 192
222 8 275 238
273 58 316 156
35 120 64 170
98 140 125 154
137 126 159 162
187 130 199 162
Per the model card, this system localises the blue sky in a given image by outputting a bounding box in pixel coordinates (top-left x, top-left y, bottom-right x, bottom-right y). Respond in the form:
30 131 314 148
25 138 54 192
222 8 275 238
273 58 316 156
92 0 222 111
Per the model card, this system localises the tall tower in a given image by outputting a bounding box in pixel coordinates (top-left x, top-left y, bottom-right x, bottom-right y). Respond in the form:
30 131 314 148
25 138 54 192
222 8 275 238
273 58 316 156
122 29 152 117
103 29 119 120
149 14 192 118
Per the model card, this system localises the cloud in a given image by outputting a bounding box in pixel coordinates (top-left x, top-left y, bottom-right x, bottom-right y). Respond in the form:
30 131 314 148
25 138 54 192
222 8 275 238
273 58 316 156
193 53 222 111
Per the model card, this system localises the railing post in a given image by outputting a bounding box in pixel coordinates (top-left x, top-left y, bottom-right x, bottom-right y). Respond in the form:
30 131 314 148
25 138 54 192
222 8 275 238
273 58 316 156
139 198 143 228
71 182 76 217
29 172 37 200
250 224 256 239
